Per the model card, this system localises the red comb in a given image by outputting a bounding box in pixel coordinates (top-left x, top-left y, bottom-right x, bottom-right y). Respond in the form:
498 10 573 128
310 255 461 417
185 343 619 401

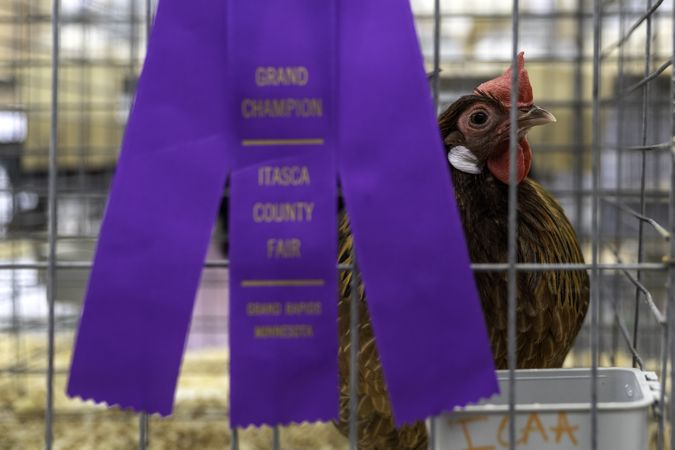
474 52 533 108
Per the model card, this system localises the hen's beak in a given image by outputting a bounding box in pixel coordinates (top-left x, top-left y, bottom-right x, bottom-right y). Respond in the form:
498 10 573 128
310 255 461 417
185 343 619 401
518 105 556 131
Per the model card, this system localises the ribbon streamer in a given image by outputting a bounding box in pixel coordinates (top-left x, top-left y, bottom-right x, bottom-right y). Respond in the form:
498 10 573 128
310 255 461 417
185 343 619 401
338 0 498 425
226 0 339 426
68 0 498 427
68 0 231 414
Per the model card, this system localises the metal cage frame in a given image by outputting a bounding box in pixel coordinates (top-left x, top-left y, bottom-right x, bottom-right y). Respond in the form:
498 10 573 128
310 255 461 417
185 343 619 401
1 0 673 449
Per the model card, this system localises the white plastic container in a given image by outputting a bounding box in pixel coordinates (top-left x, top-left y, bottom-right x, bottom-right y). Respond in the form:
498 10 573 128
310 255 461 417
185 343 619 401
434 368 657 450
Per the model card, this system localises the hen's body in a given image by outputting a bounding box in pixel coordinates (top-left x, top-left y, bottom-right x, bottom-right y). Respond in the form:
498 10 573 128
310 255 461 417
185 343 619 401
335 171 589 448
451 169 589 368
335 54 589 449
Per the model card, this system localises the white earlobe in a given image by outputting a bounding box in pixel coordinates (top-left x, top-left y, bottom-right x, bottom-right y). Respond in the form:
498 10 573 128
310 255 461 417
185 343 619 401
448 146 483 175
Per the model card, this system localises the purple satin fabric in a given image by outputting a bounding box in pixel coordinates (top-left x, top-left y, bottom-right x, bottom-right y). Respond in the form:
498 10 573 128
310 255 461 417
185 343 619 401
68 0 498 427
67 0 230 414
338 0 498 425
227 0 339 426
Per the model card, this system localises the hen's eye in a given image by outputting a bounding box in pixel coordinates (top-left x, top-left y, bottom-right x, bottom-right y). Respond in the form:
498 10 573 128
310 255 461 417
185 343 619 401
470 111 489 126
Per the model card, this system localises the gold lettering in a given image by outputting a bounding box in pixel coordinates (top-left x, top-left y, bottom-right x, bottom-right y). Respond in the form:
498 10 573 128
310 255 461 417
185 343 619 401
257 166 311 187
549 412 579 446
252 202 314 223
267 238 302 259
246 302 282 316
255 66 309 86
304 202 314 221
254 324 314 339
252 203 264 222
240 98 323 118
241 98 254 118
448 416 495 450
285 302 322 315
518 413 548 445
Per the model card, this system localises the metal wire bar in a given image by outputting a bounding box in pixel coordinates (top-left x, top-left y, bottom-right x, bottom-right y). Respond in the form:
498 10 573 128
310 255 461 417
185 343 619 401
612 307 646 370
0 367 68 375
429 0 440 447
669 4 675 450
9 54 670 71
6 97 672 113
0 261 669 272
649 8 664 192
2 9 662 26
139 413 148 450
507 2 519 449
129 0 138 87
231 427 238 450
146 0 153 33
416 10 657 20
10 263 21 377
44 0 60 447
610 0 626 367
272 427 280 450
602 198 670 240
656 322 668 450
573 0 585 235
623 58 672 96
623 142 670 152
4 234 101 241
3 185 673 200
11 7 671 20
431 0 440 115
548 188 669 198
349 257 359 450
76 0 90 240
471 142 668 154
601 0 664 57
3 187 673 203
614 258 667 325
0 410 232 422
7 0 25 371
442 54 674 65
137 0 152 445
0 15 148 25
591 0 602 448
632 0 654 370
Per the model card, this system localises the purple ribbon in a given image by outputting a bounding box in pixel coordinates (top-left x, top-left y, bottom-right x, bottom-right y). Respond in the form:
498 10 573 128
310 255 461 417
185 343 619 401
67 0 230 414
68 0 498 427
338 0 498 425
227 0 339 426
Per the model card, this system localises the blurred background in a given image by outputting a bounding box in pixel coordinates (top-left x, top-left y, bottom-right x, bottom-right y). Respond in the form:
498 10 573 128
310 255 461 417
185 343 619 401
0 0 672 448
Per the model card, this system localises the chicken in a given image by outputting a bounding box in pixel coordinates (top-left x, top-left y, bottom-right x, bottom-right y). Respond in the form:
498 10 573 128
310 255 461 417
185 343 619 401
334 53 589 449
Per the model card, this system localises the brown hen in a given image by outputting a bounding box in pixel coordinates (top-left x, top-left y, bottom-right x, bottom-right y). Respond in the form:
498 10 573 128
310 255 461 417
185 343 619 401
335 54 589 449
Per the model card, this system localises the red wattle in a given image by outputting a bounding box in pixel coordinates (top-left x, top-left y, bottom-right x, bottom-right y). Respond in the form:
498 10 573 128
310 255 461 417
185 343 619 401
487 139 532 184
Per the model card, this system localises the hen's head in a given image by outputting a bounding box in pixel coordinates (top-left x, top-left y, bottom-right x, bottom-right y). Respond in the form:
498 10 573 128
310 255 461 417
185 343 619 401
439 52 555 184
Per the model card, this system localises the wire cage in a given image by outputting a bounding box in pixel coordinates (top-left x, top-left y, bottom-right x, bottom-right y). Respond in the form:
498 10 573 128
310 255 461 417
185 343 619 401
0 0 673 449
